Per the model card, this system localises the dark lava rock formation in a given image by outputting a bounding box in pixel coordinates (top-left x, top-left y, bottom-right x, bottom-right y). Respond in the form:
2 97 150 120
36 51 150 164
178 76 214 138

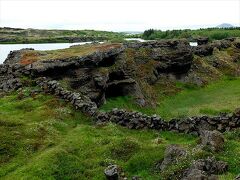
0 40 194 106
96 108 240 135
159 144 187 171
199 130 225 152
183 157 228 180
1 38 240 180
192 38 234 57
1 38 240 134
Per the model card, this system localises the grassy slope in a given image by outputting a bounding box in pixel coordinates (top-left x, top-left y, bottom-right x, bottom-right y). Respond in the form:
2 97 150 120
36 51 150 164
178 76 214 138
0 87 239 179
100 77 240 120
0 88 197 179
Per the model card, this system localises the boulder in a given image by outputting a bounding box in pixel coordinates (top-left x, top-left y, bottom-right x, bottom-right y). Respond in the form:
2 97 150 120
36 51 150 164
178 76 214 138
104 165 119 180
196 37 209 45
183 157 228 180
200 130 225 152
193 44 214 57
191 157 228 174
182 168 208 180
160 144 187 171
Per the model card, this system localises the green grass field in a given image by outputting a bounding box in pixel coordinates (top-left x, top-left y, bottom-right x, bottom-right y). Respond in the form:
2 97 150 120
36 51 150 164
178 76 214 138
101 77 240 120
0 89 196 179
0 84 240 179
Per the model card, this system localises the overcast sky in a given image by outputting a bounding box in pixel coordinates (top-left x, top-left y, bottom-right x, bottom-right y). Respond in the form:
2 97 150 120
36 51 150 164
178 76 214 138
0 0 239 31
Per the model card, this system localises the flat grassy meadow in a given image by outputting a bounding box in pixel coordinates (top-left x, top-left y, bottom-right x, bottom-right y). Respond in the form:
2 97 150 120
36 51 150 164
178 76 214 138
101 77 240 120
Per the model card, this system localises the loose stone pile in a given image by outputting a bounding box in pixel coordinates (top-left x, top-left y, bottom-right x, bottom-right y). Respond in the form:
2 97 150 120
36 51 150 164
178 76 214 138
33 77 240 136
35 77 98 116
182 157 228 180
0 77 22 92
0 64 27 92
96 108 240 135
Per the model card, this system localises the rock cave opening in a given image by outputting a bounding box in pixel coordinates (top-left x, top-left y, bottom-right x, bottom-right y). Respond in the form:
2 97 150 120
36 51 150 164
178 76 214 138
98 55 117 67
108 70 126 81
105 82 134 98
105 83 126 98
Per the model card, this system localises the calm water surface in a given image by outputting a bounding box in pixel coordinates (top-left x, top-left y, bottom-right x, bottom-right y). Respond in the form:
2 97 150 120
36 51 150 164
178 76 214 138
0 42 92 64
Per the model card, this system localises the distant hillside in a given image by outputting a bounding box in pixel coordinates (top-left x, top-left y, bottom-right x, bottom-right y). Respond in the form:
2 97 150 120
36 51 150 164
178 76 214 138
0 27 125 44
217 23 234 28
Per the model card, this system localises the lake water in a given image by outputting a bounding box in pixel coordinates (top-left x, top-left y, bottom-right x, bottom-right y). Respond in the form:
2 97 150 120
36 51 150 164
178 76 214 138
0 42 93 64
0 40 198 64
124 38 148 42
125 39 198 47
189 42 198 46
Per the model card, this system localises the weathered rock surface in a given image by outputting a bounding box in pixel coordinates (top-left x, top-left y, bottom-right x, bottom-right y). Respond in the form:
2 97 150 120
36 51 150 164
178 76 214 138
2 38 239 106
104 165 119 180
160 144 187 171
182 157 228 180
200 130 225 152
196 37 209 45
96 108 240 135
1 39 240 134
192 38 234 57
125 39 193 74
4 48 35 65
35 77 98 115
182 168 209 180
0 64 24 92
29 45 125 76
0 77 22 92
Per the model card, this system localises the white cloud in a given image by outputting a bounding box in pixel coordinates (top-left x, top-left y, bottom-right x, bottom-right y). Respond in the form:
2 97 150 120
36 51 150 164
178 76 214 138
0 0 239 31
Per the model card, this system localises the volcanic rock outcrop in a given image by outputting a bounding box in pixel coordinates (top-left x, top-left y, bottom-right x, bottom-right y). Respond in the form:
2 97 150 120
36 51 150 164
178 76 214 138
0 40 194 106
1 38 240 107
192 38 234 57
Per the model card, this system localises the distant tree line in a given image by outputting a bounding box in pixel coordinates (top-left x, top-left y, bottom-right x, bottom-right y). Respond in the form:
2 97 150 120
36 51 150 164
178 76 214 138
142 27 240 41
